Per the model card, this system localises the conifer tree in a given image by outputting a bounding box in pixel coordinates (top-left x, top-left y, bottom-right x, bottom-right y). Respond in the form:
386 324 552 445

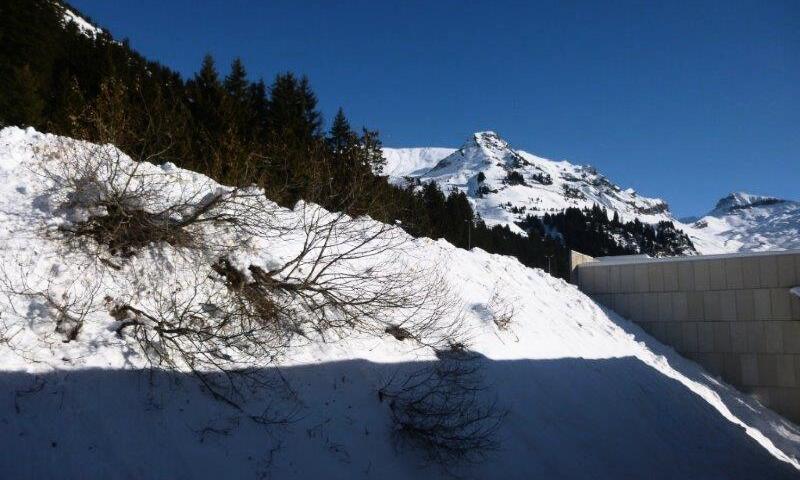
360 128 386 175
328 108 356 153
266 73 322 143
0 64 44 127
188 54 227 132
224 57 248 100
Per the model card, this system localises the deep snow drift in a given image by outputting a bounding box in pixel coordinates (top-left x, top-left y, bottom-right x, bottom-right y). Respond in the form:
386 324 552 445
1 127 799 479
383 133 798 256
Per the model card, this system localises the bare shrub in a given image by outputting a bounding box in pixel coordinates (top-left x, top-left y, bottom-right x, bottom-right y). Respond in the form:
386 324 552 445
30 138 282 259
379 356 505 468
106 264 298 409
220 203 468 349
486 288 516 331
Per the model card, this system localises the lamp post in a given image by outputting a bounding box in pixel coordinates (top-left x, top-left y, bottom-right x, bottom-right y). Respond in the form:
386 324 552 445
465 218 472 250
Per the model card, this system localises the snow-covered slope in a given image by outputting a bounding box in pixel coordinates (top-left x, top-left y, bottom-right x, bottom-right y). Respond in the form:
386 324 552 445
685 192 800 253
383 147 456 179
1 127 799 479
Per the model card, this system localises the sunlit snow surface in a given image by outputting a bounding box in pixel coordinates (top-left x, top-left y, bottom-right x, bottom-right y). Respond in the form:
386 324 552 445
0 127 798 479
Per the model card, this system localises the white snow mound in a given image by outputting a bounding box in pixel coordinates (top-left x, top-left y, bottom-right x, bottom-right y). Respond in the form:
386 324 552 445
0 127 798 479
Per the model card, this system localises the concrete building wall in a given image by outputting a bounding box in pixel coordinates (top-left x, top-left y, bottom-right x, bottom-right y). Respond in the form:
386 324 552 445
573 250 800 423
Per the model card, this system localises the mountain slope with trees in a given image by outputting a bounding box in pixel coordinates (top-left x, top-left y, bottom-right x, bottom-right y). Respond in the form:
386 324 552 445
0 0 576 277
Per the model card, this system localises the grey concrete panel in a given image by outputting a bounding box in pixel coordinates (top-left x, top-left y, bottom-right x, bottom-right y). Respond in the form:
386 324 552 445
642 294 659 321
672 293 688 322
601 294 615 309
795 356 800 395
772 387 800 421
594 268 610 294
758 354 779 387
700 353 724 376
742 257 761 289
593 294 611 309
651 322 667 343
765 322 784 353
703 292 722 322
746 322 766 353
735 290 755 322
778 254 797 287
620 266 635 292
682 322 699 352
777 355 797 387
791 290 800 321
759 256 779 288
634 265 649 293
771 288 792 321
720 290 737 321
658 293 672 322
724 258 745 289
629 294 644 319
709 260 726 290
713 323 732 353
665 322 683 350
678 262 694 290
723 353 743 386
582 267 595 294
648 264 665 292
663 263 679 292
730 323 748 353
754 289 772 320
694 261 710 291
797 254 800 284
608 266 621 293
687 292 705 321
741 354 759 386
613 294 630 318
698 323 714 352
783 322 800 354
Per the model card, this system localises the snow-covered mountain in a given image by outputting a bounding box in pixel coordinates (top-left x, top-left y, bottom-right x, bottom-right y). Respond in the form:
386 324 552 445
384 132 798 256
685 192 800 252
385 132 673 236
2 127 799 478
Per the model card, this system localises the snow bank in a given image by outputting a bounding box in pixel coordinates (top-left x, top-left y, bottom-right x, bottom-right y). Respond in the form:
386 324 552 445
0 127 798 479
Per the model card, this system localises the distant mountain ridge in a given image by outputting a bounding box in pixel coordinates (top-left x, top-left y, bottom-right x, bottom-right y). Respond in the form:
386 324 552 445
384 132 798 255
688 192 800 253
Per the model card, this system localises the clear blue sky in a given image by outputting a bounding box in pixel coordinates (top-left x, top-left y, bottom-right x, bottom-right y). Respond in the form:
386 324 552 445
70 0 798 217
